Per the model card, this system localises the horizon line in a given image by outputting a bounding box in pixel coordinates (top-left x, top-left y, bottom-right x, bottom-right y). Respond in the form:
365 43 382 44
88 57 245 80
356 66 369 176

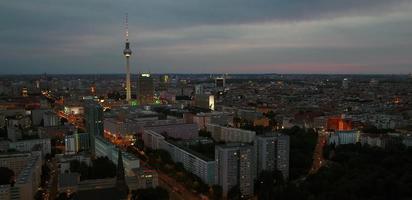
0 73 411 77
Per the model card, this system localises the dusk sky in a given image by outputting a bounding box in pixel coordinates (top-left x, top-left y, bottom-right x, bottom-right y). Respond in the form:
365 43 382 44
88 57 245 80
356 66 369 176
1 0 411 74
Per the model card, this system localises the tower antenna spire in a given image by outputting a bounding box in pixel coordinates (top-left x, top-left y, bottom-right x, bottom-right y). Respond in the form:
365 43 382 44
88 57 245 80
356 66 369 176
125 13 129 41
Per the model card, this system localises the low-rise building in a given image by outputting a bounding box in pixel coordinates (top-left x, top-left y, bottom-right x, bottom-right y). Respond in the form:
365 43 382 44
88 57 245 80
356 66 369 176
194 94 215 111
0 151 42 200
134 169 159 189
142 130 216 185
95 136 139 176
9 138 51 156
64 133 90 155
145 123 199 140
403 134 412 147
359 133 386 148
328 130 359 146
193 112 234 129
207 124 255 143
162 140 216 185
43 111 59 127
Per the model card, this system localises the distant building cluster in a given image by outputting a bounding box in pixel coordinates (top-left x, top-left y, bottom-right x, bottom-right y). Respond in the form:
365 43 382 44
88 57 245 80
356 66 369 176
1 72 411 199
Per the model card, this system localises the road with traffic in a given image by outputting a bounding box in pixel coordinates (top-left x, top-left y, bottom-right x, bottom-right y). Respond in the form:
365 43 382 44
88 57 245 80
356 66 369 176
309 130 328 174
130 146 201 200
44 92 202 200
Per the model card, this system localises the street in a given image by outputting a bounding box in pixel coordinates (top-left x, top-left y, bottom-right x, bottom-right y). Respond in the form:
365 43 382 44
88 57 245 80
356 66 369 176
309 130 327 175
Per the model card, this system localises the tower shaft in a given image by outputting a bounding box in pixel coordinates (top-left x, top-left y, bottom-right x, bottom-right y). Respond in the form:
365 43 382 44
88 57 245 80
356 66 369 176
123 13 132 102
126 57 131 101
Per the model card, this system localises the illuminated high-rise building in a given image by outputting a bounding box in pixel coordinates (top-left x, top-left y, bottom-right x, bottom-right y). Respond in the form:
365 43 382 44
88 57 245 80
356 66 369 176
215 143 255 199
123 14 132 102
255 133 290 180
137 73 154 105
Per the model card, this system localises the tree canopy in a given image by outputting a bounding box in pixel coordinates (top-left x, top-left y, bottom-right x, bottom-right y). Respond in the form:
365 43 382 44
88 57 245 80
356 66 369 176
70 156 116 180
270 144 412 200
281 126 318 180
132 187 169 200
0 167 14 185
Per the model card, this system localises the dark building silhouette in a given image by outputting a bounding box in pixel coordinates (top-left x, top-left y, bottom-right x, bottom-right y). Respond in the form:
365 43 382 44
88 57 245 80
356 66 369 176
137 73 154 105
77 149 130 200
116 148 129 199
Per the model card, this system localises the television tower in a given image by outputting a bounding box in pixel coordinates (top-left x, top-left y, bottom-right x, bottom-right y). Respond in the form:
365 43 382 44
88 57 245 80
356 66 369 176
123 13 132 102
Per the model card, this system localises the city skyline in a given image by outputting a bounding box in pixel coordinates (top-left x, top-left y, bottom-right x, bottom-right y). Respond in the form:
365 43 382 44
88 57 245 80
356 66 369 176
1 0 412 74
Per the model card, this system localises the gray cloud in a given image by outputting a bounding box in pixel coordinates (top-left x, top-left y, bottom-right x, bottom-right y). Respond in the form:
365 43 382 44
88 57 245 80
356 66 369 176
0 0 411 74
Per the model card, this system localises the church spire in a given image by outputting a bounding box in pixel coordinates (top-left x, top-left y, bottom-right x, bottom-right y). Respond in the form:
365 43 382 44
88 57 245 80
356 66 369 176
116 148 129 199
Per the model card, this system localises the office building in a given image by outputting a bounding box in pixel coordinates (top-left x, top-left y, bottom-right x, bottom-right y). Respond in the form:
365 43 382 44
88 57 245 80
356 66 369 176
137 73 154 105
255 134 277 174
84 102 103 156
276 134 290 180
194 94 215 111
9 138 51 157
64 133 90 155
